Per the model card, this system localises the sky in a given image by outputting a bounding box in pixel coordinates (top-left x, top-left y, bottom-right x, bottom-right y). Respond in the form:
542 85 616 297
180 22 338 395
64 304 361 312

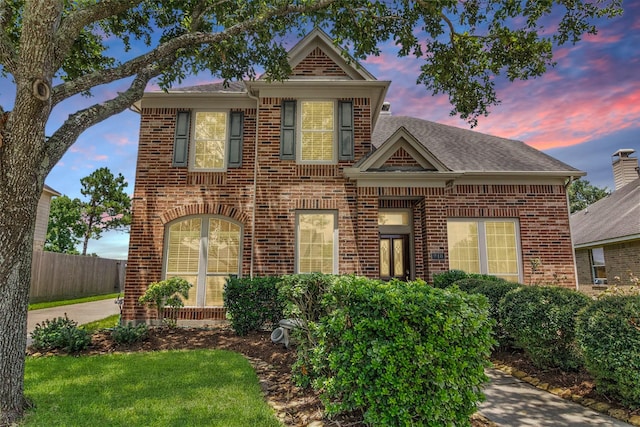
1 3 639 260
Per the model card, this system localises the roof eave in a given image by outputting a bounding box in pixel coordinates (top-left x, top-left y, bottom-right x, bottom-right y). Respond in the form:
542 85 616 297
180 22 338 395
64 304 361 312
574 233 640 249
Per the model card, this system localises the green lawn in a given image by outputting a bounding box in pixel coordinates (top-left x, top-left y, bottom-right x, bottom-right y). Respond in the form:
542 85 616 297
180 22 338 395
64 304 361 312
29 293 121 311
22 350 281 427
80 314 120 333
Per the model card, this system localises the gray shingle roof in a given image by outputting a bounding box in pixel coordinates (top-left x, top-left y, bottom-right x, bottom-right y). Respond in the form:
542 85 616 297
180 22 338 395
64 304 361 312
372 115 581 172
170 81 247 93
570 178 640 246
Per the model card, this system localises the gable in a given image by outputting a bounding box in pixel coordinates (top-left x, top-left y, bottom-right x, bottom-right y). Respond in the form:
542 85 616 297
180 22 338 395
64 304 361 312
291 46 349 78
286 28 376 81
380 146 432 171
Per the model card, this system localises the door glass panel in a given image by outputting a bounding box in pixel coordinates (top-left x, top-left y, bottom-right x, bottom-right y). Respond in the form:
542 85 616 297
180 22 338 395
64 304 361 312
393 239 404 277
380 239 390 277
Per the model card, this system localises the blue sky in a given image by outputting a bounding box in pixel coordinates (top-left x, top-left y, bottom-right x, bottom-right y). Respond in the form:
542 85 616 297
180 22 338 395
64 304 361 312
1 3 639 259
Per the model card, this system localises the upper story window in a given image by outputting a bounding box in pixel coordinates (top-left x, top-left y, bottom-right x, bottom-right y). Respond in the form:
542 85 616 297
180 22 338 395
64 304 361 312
193 111 227 170
280 100 353 163
172 110 244 170
300 101 335 162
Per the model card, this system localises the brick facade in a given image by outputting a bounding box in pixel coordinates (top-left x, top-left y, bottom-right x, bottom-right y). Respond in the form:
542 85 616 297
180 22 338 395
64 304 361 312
575 241 640 291
123 36 578 323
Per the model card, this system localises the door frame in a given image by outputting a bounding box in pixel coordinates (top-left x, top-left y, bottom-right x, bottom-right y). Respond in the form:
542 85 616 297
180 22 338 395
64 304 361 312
378 208 414 281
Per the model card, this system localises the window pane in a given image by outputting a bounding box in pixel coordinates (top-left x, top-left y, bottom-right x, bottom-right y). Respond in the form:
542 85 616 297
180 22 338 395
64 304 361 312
378 211 410 226
301 101 334 161
207 218 240 274
393 239 404 277
298 213 335 274
167 274 198 307
485 221 518 279
447 222 480 274
380 239 390 277
591 247 605 265
194 112 226 169
205 276 226 306
166 218 201 274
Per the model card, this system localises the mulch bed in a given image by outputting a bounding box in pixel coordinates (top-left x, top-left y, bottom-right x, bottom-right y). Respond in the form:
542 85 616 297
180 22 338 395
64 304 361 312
30 325 634 426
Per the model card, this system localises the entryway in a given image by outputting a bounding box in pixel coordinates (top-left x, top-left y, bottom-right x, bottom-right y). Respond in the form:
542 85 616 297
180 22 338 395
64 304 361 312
379 234 410 281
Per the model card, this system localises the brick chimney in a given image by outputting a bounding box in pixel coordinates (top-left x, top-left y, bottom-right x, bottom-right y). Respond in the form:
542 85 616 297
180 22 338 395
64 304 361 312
612 148 638 190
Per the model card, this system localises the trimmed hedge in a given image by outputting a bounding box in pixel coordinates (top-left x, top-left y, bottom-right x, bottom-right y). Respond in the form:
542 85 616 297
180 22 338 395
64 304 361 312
500 286 591 370
433 269 468 288
311 278 494 426
224 276 284 336
467 280 521 348
576 295 640 409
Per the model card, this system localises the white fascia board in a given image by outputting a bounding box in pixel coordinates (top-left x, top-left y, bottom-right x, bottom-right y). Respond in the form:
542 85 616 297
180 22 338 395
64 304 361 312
574 234 640 249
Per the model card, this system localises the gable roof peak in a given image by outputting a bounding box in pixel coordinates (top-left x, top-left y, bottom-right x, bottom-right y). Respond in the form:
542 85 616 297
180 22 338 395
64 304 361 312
286 27 376 81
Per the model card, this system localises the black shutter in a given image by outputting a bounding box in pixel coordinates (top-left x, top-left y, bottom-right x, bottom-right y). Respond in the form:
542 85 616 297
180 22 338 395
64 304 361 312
338 101 354 161
280 100 296 160
173 111 190 167
228 111 244 168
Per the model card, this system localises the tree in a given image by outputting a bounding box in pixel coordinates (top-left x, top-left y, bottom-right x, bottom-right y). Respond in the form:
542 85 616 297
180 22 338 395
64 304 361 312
568 179 610 213
44 168 131 255
78 167 131 255
44 195 83 254
0 0 623 423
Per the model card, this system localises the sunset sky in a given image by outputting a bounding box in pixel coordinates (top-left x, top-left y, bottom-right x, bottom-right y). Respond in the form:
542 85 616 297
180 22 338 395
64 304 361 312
1 3 638 259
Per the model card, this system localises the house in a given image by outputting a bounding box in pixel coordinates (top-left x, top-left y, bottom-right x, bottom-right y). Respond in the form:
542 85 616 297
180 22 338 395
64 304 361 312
122 29 584 323
34 184 61 250
571 149 640 290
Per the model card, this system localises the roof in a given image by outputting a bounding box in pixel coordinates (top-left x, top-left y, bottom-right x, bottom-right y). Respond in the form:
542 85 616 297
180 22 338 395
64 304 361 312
570 178 640 247
168 81 247 93
372 115 582 173
42 184 61 197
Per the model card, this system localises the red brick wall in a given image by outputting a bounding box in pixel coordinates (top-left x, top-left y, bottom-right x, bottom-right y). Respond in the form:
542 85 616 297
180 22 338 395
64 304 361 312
291 47 349 77
383 147 423 169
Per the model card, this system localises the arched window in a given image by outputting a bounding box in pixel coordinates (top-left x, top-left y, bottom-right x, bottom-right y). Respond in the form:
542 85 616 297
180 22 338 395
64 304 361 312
164 216 242 306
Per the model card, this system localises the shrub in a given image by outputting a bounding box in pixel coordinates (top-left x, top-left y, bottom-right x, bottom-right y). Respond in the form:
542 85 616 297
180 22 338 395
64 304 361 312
311 278 494 426
500 286 591 370
224 276 285 336
433 269 468 288
111 322 149 344
277 273 338 386
31 315 91 352
453 277 507 293
576 295 640 409
138 277 192 326
471 280 521 348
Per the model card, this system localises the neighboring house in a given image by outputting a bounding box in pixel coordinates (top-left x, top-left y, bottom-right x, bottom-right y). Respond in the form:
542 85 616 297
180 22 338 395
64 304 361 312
571 149 640 289
122 29 584 323
34 184 60 250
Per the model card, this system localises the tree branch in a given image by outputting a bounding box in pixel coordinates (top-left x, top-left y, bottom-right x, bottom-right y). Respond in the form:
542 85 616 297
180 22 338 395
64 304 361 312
45 63 161 171
0 0 17 73
51 0 337 105
54 0 144 70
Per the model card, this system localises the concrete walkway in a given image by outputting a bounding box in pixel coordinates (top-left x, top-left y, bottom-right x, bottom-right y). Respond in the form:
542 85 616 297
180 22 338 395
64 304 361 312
27 298 121 334
26 300 633 426
480 369 631 426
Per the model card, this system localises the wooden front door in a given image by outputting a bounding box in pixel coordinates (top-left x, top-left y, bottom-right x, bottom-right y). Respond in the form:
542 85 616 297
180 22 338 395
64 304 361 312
379 234 410 281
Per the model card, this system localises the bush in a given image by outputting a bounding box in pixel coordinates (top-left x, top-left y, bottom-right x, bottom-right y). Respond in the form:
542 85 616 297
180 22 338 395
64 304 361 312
433 269 468 288
471 280 521 348
138 277 192 325
111 322 149 344
311 278 494 426
31 315 91 352
500 286 591 370
224 276 285 336
576 295 640 409
277 273 338 386
453 277 507 293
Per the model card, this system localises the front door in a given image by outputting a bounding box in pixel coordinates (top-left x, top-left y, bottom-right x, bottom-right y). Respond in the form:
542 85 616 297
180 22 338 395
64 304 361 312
379 234 410 281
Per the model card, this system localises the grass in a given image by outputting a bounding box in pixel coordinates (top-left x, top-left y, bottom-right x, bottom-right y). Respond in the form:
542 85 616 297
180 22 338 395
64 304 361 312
22 349 282 427
28 293 121 311
80 314 120 333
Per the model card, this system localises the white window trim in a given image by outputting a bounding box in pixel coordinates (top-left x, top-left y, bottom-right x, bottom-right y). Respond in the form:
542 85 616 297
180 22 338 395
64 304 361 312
295 210 339 274
447 218 523 282
162 215 243 307
297 100 338 165
189 110 230 172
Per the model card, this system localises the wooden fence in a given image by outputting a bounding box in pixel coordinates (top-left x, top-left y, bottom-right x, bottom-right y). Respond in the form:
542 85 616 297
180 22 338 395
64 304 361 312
30 251 125 303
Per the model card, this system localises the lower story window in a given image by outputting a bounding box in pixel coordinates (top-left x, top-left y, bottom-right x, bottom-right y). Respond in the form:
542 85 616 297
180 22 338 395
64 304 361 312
447 219 522 282
296 211 337 274
164 216 241 306
590 247 607 284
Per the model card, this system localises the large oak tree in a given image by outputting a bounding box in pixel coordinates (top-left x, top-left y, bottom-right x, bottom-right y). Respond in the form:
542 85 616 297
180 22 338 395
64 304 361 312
0 0 623 423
